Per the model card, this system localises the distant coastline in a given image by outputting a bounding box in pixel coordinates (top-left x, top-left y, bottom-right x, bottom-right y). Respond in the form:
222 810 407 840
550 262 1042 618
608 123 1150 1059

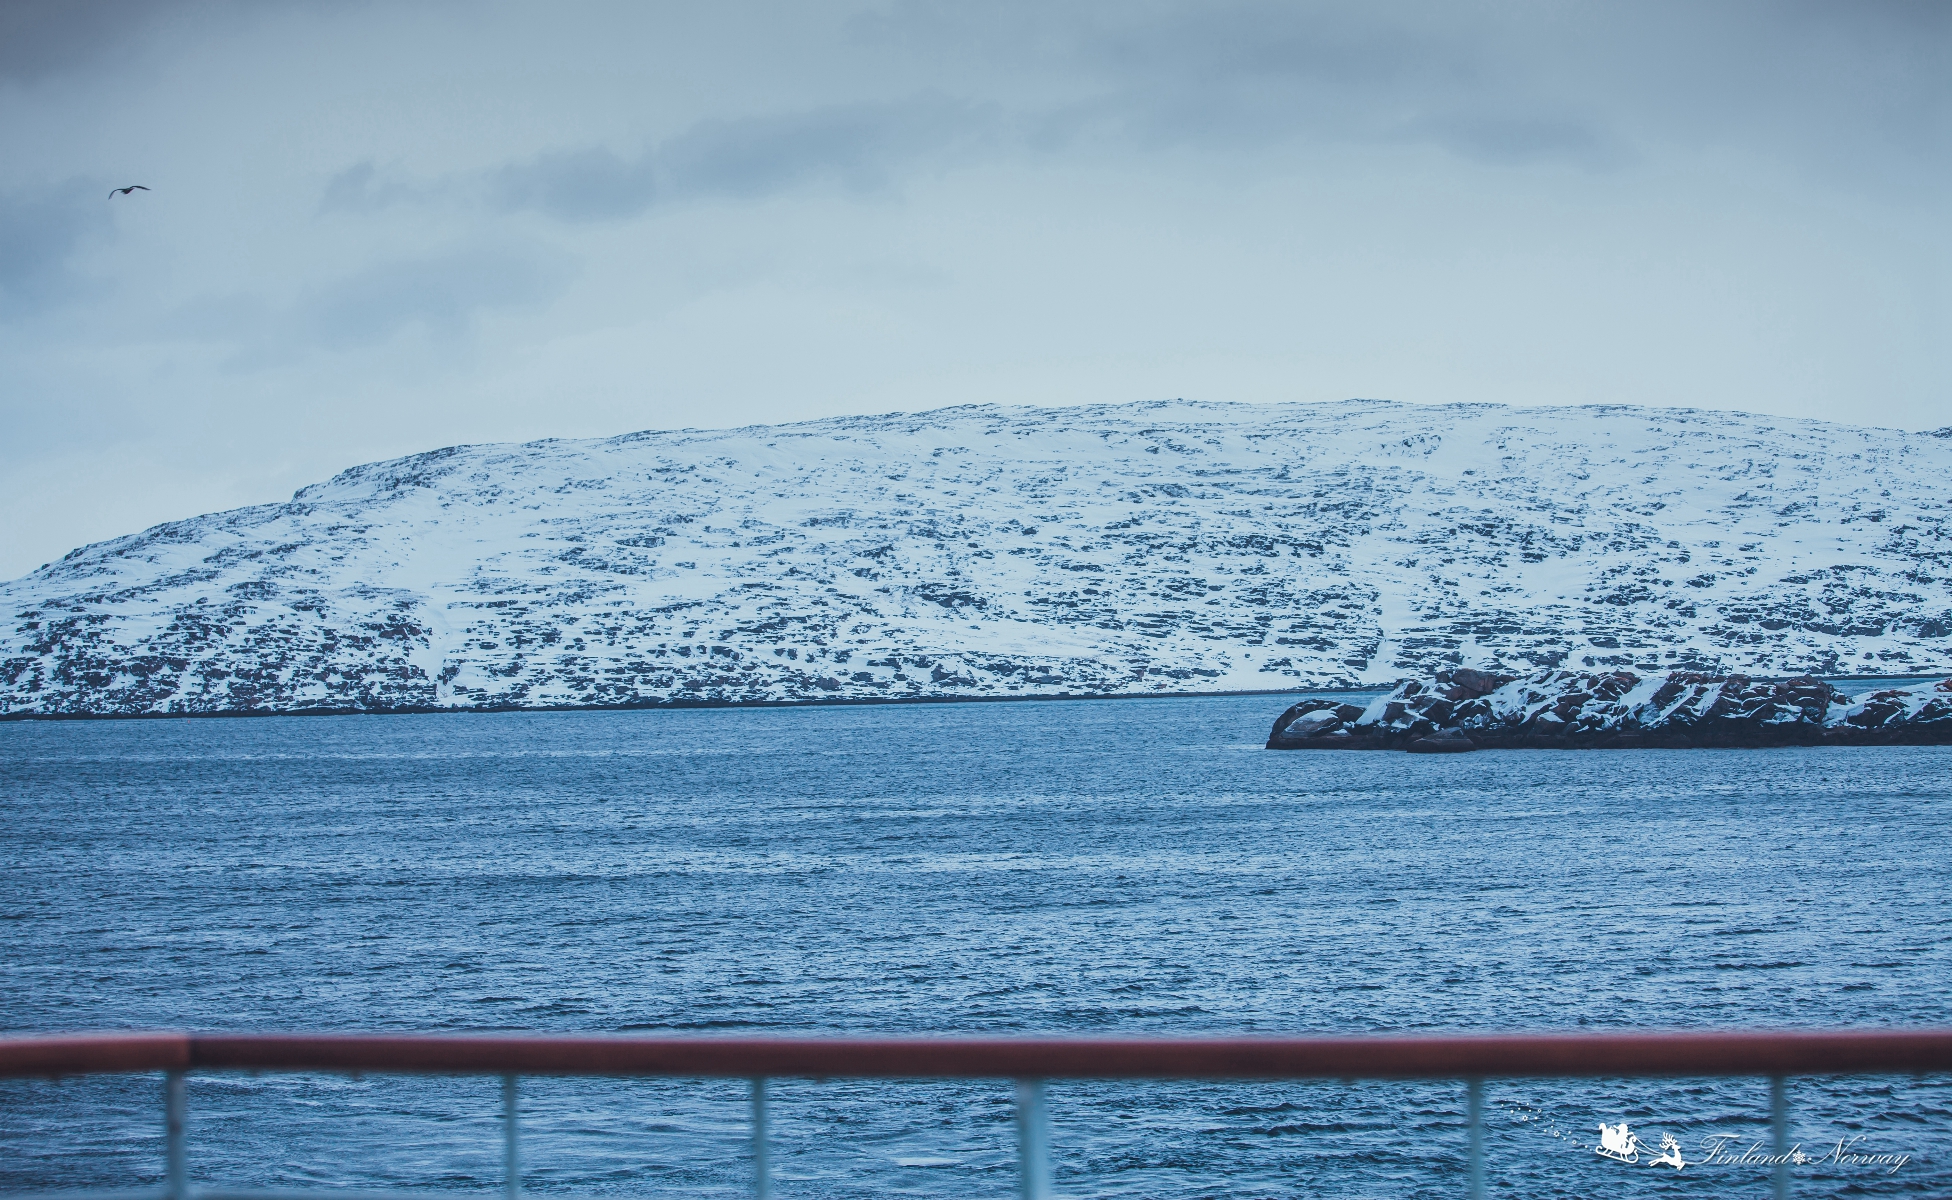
3 672 1942 723
0 684 1323 722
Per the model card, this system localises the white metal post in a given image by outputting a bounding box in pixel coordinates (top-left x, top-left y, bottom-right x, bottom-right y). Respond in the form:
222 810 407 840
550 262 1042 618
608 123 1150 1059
1771 1075 1789 1200
163 1070 187 1200
1015 1079 1052 1200
1466 1078 1483 1200
503 1074 520 1200
751 1077 770 1200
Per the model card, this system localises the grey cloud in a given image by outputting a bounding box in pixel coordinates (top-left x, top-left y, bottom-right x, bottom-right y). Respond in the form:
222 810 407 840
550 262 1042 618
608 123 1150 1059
1078 4 1464 97
1400 114 1622 169
300 245 573 350
0 1 161 84
660 99 987 195
489 147 660 222
170 243 574 362
1645 0 1952 194
354 1 1948 234
1039 3 1628 167
0 179 114 315
489 96 991 223
865 0 1946 185
0 0 291 86
319 160 428 215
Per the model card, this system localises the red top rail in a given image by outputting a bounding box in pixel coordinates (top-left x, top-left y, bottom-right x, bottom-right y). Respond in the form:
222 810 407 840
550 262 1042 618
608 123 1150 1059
4 1030 1950 1081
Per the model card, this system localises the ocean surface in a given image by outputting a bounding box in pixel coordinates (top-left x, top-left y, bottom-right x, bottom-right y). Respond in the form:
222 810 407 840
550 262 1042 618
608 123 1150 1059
2 693 1949 1198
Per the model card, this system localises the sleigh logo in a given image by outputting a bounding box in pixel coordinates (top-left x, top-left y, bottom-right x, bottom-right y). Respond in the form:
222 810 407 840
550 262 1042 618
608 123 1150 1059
1595 1122 1639 1163
1595 1122 1686 1169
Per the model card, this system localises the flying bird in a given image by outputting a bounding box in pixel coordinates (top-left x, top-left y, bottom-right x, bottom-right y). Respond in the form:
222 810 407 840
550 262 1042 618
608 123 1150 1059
109 185 150 198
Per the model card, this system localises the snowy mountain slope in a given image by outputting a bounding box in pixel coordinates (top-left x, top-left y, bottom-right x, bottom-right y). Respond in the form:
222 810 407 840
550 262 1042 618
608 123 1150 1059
4 400 1951 715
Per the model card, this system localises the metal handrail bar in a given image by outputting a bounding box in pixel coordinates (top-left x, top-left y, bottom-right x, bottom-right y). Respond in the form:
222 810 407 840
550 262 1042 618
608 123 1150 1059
6 1029 1949 1200
5 1029 1951 1079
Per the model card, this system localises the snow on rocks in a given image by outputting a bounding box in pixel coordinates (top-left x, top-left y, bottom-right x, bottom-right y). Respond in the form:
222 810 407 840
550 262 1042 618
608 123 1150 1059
1267 670 1952 750
4 398 1952 717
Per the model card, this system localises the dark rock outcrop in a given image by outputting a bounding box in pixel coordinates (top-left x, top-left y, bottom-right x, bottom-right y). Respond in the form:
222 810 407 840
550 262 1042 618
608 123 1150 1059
1406 728 1478 753
1267 669 1952 750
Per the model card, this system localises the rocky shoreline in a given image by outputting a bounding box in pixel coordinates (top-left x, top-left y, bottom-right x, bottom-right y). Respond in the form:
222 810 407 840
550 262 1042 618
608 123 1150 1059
1266 668 1952 751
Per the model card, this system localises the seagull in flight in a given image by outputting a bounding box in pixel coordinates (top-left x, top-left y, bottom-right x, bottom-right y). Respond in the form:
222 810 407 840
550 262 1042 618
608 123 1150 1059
109 185 150 198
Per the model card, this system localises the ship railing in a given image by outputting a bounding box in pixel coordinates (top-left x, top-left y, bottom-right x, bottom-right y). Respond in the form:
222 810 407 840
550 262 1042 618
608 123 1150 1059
3 1029 1949 1200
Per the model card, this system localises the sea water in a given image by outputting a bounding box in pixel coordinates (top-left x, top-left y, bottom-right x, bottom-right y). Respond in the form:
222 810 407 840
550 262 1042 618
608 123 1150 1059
2 694 1948 1197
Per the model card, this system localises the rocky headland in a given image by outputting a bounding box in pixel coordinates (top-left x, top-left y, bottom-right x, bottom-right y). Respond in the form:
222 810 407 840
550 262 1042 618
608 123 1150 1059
1266 668 1952 751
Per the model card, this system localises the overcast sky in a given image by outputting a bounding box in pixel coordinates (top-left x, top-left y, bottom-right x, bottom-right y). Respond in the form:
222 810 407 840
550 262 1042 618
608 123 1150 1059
1 0 1946 580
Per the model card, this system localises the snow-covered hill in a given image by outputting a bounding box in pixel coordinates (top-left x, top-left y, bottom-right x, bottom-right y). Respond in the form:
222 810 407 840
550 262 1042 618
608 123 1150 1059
4 400 1951 716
